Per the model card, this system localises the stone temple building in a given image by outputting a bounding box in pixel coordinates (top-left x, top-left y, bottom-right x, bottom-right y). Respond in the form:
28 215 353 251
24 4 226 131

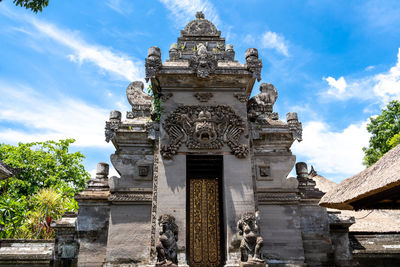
55 12 356 267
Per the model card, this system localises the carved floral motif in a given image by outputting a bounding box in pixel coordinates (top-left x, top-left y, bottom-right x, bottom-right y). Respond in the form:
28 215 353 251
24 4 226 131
161 105 248 159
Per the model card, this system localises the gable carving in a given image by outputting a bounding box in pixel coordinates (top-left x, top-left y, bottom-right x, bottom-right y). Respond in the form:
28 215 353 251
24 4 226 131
161 105 248 159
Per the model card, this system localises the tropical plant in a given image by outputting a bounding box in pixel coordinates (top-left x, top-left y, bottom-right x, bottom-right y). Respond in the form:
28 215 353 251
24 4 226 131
0 139 89 238
363 100 400 167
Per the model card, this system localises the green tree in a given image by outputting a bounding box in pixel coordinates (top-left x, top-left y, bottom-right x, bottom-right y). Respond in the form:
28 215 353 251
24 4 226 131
0 139 90 197
0 0 49 13
0 139 90 238
363 100 400 167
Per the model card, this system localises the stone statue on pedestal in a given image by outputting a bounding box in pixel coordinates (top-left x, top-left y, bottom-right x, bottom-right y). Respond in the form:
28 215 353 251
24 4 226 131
238 212 266 267
156 215 178 267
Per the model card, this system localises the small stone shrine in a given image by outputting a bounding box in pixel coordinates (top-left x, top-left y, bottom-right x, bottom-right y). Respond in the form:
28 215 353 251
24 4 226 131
62 12 355 267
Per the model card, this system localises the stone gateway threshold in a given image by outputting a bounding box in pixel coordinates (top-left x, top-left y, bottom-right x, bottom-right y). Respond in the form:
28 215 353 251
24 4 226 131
3 12 396 267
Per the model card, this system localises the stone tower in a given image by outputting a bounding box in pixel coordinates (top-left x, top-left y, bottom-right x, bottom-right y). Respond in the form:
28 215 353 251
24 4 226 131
69 12 355 267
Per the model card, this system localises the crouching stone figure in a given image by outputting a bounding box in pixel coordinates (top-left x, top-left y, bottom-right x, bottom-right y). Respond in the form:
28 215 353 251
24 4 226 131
238 212 266 266
156 214 178 266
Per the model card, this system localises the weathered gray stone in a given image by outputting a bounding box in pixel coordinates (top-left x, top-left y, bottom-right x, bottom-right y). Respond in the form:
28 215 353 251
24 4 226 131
67 11 355 267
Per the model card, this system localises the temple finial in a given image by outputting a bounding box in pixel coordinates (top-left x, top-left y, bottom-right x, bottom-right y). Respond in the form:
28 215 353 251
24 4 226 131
196 11 205 19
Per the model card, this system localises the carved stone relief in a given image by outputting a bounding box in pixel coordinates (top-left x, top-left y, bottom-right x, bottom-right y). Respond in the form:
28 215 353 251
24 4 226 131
156 214 178 267
237 212 265 265
181 11 220 36
286 112 303 142
161 105 249 159
105 111 121 143
248 83 279 123
145 46 162 81
194 92 213 102
127 81 152 107
245 48 262 82
189 43 218 78
234 92 248 103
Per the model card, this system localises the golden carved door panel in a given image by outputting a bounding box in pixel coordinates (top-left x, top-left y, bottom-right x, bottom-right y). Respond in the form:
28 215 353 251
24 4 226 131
189 179 221 267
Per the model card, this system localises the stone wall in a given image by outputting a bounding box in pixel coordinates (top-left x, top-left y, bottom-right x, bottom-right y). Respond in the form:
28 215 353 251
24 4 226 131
0 239 54 266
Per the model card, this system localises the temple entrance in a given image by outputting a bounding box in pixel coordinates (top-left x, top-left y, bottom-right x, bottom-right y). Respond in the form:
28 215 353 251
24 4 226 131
187 155 224 267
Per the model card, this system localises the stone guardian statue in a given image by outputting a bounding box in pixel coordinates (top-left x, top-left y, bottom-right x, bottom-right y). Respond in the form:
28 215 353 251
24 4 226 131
237 212 266 267
156 214 178 266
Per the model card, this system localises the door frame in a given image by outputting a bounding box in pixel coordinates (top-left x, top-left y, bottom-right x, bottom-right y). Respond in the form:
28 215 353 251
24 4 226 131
186 154 225 266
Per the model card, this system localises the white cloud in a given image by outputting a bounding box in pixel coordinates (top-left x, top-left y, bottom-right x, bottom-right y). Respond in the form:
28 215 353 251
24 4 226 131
159 0 220 28
106 0 132 15
261 31 289 57
0 82 111 148
29 19 143 82
322 48 400 105
1 6 143 82
292 120 370 182
373 49 400 104
324 76 347 95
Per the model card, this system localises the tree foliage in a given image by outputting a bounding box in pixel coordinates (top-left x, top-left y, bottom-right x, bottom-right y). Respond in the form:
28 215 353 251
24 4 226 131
6 0 49 13
363 100 400 167
0 139 89 238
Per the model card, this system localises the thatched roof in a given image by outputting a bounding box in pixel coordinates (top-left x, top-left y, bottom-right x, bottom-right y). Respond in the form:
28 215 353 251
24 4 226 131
309 166 338 193
309 167 400 232
0 160 19 180
319 144 400 210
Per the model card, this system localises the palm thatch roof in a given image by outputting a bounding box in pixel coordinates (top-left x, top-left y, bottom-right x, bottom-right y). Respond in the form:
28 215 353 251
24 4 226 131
309 167 400 232
319 144 400 210
0 159 19 180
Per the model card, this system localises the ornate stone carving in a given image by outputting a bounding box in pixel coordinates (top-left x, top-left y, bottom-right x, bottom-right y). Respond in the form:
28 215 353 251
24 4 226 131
257 192 300 204
194 92 213 102
127 81 152 106
145 46 162 81
169 43 179 61
248 83 279 123
105 110 121 142
181 11 220 36
234 92 248 103
126 81 152 119
224 44 235 61
161 105 248 159
245 48 262 81
237 212 265 265
189 43 217 78
108 191 152 202
156 214 178 267
150 139 160 259
286 112 303 142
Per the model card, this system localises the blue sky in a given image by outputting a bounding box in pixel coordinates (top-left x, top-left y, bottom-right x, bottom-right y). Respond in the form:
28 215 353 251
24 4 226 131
1 0 400 182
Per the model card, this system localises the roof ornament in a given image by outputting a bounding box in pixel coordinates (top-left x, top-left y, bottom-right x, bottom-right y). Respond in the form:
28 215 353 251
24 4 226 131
195 11 205 19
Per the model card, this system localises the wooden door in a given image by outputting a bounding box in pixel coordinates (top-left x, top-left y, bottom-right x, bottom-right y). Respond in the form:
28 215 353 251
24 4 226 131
189 178 221 267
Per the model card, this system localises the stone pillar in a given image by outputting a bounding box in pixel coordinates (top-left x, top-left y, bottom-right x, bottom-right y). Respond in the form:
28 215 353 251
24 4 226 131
328 212 355 267
52 212 79 267
297 162 334 266
75 162 110 266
